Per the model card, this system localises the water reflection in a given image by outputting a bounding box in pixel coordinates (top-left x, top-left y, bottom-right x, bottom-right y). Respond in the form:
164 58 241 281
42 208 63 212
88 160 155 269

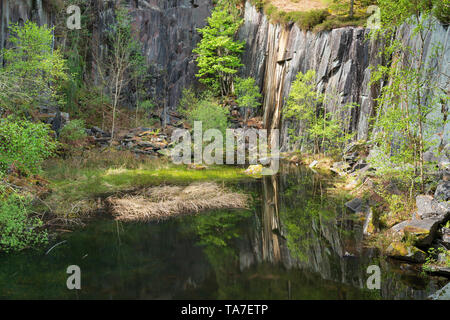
0 164 447 299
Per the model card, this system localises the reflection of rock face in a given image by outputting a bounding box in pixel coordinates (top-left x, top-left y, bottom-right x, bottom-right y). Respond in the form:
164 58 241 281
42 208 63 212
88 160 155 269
241 164 443 299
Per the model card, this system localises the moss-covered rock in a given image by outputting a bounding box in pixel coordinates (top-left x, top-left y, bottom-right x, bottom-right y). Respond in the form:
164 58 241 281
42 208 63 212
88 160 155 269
386 241 426 263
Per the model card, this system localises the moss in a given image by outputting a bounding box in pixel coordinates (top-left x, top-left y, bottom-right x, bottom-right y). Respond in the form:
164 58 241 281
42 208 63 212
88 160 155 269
250 0 368 31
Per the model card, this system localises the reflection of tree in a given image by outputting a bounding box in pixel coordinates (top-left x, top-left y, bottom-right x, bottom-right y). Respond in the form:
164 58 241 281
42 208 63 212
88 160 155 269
191 209 252 298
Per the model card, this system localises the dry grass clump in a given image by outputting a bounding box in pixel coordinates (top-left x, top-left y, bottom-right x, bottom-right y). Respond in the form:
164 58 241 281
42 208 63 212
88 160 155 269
107 182 248 222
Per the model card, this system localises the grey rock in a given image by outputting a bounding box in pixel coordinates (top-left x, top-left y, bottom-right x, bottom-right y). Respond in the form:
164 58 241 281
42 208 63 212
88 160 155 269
345 198 363 213
425 266 450 278
416 195 450 219
438 155 450 170
391 218 442 246
444 144 450 159
424 150 438 162
429 283 450 300
362 208 375 236
435 181 450 202
442 227 450 246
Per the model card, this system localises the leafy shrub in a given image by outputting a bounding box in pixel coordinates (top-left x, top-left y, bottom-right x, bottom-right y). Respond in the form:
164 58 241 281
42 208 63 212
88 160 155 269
186 99 229 134
434 1 450 25
296 9 331 30
59 119 87 144
0 21 68 114
283 70 355 155
0 192 48 253
0 117 57 175
234 77 262 110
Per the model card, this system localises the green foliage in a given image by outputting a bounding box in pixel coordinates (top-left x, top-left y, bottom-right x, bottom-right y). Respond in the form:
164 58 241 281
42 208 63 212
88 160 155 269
369 0 448 189
283 70 354 155
193 7 245 97
139 100 155 113
0 192 48 253
234 77 262 110
194 209 251 248
59 119 87 144
186 99 230 135
0 21 68 114
178 88 199 116
294 9 331 30
0 117 57 176
250 0 374 30
423 247 450 271
434 0 450 25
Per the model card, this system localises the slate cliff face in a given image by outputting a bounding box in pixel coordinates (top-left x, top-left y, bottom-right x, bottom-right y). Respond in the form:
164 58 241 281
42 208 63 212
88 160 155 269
1 0 213 121
124 0 213 120
2 1 447 146
240 1 449 150
80 0 214 121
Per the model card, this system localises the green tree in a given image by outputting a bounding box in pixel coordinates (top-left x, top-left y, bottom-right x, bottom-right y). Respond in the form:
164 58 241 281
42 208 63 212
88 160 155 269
284 70 355 155
186 99 229 135
97 7 145 142
370 0 449 190
234 77 262 120
0 21 68 114
193 6 245 97
284 70 323 154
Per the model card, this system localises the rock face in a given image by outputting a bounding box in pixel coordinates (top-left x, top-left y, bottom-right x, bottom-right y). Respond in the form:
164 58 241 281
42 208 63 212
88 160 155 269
2 1 448 148
435 181 450 202
1 0 213 120
239 1 449 151
88 0 213 122
130 0 213 119
391 195 450 247
239 1 381 148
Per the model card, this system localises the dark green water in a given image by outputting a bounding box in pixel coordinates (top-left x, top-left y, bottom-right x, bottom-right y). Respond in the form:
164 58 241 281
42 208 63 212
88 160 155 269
0 165 448 299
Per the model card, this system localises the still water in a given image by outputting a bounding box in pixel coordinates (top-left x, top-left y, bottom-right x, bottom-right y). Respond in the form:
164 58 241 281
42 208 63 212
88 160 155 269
0 164 448 299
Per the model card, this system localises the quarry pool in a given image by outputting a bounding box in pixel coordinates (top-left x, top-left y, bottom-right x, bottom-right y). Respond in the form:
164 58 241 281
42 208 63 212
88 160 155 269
0 165 448 299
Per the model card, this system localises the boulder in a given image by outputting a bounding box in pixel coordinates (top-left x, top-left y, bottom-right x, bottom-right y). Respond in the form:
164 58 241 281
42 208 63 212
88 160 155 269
363 208 375 236
245 164 263 176
386 241 426 263
444 144 450 159
415 195 450 219
391 218 442 246
345 198 369 214
438 154 450 170
429 282 450 300
424 266 450 278
424 150 437 162
440 227 450 249
435 181 450 202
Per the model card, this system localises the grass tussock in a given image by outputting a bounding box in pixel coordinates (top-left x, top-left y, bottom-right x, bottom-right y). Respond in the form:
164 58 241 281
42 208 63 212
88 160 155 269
42 149 248 217
107 182 249 222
